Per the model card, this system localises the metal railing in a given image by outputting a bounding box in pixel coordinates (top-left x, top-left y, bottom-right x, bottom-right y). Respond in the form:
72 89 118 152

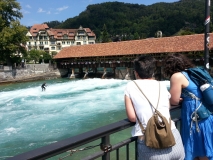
7 106 181 160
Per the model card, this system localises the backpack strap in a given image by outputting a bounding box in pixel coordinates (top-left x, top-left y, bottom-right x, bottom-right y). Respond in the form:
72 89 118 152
132 80 160 134
133 80 160 111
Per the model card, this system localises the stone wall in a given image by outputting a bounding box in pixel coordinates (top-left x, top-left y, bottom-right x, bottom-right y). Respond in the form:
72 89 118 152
0 64 68 83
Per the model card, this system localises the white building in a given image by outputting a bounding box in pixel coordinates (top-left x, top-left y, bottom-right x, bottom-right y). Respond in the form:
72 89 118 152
26 24 96 53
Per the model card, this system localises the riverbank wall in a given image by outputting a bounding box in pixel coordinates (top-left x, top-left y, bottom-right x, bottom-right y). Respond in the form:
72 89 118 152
0 64 68 85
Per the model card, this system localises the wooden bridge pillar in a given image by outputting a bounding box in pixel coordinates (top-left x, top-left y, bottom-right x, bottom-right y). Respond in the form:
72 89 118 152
83 68 88 79
70 68 75 79
102 67 107 79
125 67 131 80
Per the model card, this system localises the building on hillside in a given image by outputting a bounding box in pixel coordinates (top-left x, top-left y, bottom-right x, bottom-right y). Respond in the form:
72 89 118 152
25 24 96 54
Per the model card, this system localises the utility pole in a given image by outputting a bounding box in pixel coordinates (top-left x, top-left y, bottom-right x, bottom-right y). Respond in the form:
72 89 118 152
204 0 211 70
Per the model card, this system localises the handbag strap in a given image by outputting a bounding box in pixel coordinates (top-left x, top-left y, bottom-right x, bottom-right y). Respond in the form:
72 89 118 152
132 80 161 133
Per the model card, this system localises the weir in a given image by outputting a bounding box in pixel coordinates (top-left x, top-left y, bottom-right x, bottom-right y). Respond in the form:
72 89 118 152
7 106 181 160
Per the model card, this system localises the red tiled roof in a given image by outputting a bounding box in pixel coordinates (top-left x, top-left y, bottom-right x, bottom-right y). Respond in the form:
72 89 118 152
84 28 96 36
30 24 49 36
29 24 95 38
54 33 213 59
49 28 76 39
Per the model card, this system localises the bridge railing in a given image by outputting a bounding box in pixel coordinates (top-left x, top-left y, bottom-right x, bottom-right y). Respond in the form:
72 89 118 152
7 106 181 160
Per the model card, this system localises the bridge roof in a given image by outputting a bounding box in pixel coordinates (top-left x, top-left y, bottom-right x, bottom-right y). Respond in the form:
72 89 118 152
54 33 213 59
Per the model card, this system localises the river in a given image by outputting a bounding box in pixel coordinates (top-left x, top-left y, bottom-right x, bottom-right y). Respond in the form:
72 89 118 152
0 78 170 159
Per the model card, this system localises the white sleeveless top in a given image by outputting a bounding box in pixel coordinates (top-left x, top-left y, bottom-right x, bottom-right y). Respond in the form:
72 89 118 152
124 80 176 137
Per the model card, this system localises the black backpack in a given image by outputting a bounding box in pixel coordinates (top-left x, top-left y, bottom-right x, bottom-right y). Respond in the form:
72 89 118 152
185 67 213 111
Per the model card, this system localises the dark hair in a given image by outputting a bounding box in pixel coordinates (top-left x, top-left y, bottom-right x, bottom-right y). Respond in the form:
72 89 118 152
163 53 194 78
134 55 156 79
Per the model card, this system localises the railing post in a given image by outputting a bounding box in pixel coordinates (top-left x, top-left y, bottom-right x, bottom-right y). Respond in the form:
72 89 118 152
135 140 138 160
101 135 111 160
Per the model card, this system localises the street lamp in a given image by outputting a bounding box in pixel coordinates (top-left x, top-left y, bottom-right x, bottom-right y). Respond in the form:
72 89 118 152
204 0 211 70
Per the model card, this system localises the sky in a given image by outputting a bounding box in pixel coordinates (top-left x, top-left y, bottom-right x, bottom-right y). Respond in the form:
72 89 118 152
17 0 178 27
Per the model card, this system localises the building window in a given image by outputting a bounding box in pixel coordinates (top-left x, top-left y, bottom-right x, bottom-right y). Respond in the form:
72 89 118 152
77 42 81 45
83 41 86 44
35 42 37 45
28 42 31 45
57 47 61 50
63 35 68 39
62 41 65 45
77 36 80 40
89 42 94 44
40 41 43 44
51 41 55 44
51 47 55 50
71 41 74 45
78 31 85 35
45 41 48 45
67 41 70 45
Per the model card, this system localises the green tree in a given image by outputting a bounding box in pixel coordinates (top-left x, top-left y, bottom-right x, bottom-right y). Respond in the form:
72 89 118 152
39 51 52 63
51 51 58 58
28 49 41 63
0 0 28 65
101 24 110 43
54 0 206 40
134 32 140 40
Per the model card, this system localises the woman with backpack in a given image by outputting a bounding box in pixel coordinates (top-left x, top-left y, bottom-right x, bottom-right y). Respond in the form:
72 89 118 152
163 53 213 160
124 55 185 160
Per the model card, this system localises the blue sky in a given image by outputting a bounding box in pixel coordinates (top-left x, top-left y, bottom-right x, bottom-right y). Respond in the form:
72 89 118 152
17 0 177 26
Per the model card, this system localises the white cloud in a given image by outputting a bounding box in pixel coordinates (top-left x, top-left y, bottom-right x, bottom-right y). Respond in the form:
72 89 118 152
47 11 51 14
56 6 69 11
26 5 31 9
38 8 45 13
55 12 59 14
22 9 30 14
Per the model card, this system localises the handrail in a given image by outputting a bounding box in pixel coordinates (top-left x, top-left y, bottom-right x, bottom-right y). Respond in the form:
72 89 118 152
7 105 181 160
7 119 135 160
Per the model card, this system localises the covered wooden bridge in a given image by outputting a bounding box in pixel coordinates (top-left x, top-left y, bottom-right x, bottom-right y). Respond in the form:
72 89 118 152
53 33 213 80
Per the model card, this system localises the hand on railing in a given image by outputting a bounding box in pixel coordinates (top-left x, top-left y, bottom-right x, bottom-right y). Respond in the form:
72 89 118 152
170 105 181 111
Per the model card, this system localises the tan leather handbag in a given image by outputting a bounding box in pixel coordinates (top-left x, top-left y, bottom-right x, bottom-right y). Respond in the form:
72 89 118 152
133 81 176 149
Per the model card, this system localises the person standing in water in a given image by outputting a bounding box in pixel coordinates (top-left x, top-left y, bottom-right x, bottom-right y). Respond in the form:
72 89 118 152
41 83 46 91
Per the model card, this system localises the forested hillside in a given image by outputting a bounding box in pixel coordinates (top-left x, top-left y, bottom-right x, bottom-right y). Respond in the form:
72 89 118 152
45 0 213 42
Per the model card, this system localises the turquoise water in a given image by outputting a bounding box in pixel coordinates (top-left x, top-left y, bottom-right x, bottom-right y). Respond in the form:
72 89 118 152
0 78 130 158
0 78 171 159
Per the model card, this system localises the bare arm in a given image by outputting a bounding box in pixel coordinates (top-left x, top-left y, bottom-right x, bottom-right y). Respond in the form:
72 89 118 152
124 95 136 122
169 73 187 105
